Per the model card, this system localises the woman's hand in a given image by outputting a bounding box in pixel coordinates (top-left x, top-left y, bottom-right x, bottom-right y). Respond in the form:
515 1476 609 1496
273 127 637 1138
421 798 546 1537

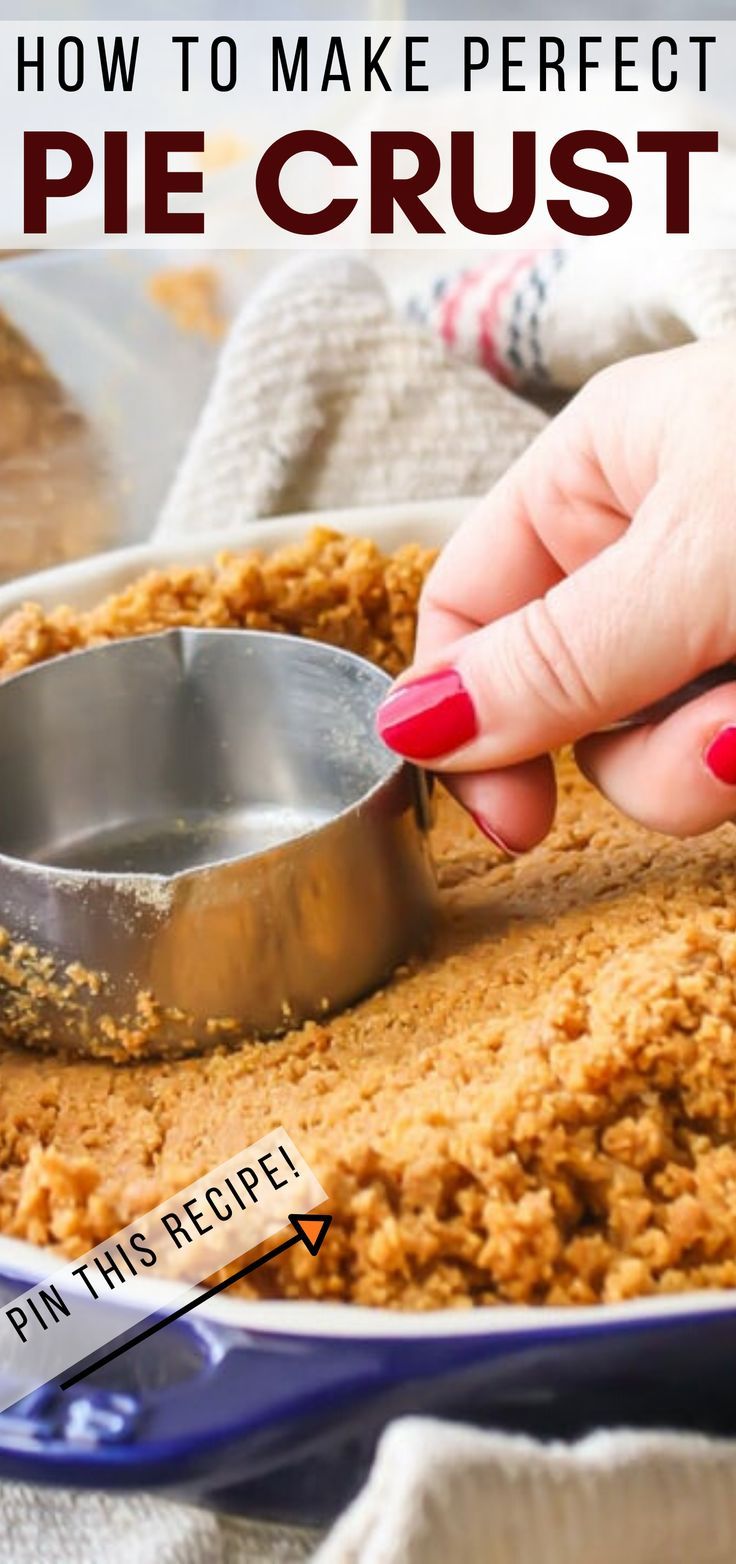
376 338 736 852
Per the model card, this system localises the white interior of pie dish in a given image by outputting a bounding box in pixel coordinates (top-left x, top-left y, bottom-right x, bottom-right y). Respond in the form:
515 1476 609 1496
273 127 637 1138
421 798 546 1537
0 494 734 1340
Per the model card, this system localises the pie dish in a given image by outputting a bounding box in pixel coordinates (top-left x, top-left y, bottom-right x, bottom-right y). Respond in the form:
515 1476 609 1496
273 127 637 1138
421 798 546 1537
0 499 735 1523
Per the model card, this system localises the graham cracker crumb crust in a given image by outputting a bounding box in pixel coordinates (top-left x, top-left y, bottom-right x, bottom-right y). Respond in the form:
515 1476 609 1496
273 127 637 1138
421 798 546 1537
2 526 736 1310
147 267 227 342
0 311 112 583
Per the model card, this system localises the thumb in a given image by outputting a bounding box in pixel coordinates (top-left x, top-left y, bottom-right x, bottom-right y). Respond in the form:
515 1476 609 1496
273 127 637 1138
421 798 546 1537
377 519 724 771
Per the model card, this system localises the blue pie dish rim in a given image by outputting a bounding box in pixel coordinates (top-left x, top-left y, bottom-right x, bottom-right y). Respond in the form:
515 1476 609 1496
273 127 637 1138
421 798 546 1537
1 1237 736 1522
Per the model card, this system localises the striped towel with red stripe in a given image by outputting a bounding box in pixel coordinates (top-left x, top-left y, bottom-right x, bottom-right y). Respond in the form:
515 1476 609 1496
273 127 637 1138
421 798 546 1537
407 249 567 390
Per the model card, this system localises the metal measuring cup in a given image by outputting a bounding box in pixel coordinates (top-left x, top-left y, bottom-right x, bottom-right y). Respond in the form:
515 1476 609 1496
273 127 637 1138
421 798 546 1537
0 629 436 1060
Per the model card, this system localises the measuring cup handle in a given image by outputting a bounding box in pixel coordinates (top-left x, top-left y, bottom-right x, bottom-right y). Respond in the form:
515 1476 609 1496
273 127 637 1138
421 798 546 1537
615 659 736 729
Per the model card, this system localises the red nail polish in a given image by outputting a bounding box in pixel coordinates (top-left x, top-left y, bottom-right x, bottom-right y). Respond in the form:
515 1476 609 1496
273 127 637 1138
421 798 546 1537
705 725 736 785
469 811 520 858
376 669 478 762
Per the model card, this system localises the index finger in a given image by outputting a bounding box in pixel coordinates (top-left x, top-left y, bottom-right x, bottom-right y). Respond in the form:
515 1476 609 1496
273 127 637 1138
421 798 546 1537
415 393 632 665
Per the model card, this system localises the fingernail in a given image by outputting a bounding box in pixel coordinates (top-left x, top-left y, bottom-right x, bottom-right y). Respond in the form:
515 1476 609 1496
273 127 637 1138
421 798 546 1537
376 669 478 762
704 725 736 785
469 811 520 858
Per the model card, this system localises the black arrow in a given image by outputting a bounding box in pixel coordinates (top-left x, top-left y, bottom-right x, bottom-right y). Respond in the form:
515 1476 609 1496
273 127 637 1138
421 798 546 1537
60 1212 332 1392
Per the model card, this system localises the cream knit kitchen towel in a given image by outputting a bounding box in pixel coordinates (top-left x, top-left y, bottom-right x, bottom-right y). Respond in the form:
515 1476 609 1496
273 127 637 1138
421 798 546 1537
0 1484 319 1563
155 253 546 536
157 246 736 541
314 1421 736 1564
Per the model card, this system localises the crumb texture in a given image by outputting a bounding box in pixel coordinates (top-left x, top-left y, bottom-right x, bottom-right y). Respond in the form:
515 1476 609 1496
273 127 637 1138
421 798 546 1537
147 266 226 341
0 311 112 581
0 527 431 681
1 529 736 1309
